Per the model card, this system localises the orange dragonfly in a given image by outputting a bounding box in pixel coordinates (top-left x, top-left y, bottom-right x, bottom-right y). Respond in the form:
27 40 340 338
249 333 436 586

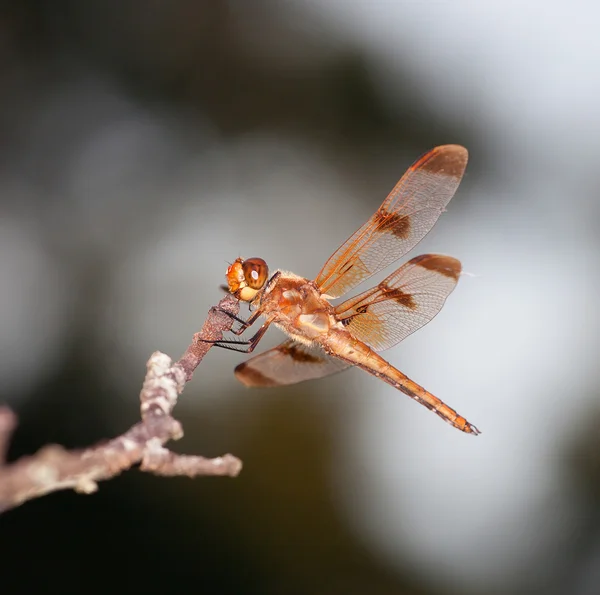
210 145 479 435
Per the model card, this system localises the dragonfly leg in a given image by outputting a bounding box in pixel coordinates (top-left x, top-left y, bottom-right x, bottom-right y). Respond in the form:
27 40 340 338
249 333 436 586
201 321 270 353
211 306 263 335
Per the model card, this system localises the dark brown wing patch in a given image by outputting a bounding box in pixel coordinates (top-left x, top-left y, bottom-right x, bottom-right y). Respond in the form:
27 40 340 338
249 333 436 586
378 284 417 310
372 211 411 239
234 340 351 387
410 254 461 280
279 342 322 363
233 365 280 387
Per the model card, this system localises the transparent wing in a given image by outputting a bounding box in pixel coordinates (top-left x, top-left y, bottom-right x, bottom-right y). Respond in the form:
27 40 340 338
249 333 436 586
234 339 350 387
315 145 468 298
335 254 461 352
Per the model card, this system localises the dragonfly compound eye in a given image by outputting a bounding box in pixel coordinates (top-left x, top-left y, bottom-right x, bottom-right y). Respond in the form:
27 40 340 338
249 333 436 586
242 258 269 289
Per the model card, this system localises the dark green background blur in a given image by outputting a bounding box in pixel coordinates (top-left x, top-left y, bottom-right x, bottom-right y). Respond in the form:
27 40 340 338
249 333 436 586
2 2 600 594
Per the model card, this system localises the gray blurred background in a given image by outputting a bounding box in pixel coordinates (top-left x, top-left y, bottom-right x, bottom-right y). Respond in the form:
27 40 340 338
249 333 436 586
1 1 600 594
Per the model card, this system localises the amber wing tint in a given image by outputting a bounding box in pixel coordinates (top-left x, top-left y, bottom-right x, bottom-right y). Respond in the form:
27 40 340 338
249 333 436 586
315 145 468 298
335 254 461 352
234 339 350 387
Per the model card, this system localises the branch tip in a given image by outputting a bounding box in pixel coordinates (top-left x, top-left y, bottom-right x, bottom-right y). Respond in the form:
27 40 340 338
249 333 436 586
0 295 243 512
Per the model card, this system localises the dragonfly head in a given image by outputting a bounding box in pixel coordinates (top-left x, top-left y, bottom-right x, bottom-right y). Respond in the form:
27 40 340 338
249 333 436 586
226 257 269 302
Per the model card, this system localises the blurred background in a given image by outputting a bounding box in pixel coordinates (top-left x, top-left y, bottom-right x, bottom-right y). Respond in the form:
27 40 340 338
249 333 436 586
1 1 600 593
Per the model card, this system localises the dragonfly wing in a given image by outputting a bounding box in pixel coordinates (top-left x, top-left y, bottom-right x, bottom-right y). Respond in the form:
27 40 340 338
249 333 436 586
335 254 462 352
315 145 467 298
234 339 351 387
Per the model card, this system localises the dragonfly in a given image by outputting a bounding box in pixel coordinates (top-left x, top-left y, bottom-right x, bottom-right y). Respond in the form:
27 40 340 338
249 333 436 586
209 145 480 435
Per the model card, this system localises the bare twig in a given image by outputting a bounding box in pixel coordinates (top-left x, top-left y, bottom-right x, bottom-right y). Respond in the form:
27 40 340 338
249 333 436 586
0 294 242 513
